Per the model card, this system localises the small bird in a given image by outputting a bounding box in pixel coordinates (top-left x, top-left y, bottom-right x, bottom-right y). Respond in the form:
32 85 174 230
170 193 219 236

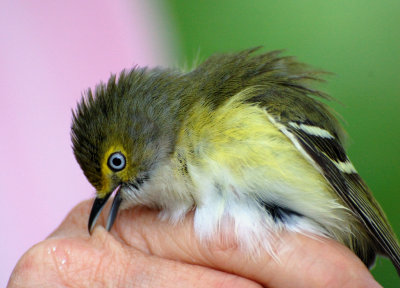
71 48 400 275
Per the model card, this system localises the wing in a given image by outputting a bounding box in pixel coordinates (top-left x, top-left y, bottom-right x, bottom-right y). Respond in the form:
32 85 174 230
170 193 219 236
247 89 400 274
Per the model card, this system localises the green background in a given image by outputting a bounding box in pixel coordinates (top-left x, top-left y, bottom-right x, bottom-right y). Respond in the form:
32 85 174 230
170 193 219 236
165 0 400 285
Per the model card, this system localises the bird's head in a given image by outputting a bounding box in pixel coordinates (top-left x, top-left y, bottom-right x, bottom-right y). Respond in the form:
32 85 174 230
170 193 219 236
71 71 173 234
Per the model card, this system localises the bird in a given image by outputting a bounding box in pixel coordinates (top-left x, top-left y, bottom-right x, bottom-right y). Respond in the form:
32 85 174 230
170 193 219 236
71 47 400 275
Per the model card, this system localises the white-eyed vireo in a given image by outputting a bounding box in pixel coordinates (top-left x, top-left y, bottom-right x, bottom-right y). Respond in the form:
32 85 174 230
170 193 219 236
71 48 400 275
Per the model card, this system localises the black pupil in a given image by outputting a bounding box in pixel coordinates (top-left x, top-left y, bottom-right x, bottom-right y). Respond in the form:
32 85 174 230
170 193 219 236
112 157 122 167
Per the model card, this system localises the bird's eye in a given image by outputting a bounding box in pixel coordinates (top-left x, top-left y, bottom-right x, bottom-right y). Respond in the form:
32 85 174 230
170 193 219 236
107 152 126 172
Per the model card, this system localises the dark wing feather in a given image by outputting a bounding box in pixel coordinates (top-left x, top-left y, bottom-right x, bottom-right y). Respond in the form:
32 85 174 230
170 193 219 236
288 125 400 272
245 85 400 271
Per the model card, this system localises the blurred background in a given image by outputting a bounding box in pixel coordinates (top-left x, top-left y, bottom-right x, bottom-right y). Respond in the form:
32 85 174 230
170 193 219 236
1 0 399 286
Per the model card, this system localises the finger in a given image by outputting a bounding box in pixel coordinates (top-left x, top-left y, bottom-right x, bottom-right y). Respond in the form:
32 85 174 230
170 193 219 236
115 206 382 288
10 228 262 288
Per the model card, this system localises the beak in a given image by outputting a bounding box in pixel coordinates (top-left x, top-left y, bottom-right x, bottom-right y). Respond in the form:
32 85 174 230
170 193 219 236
88 186 123 234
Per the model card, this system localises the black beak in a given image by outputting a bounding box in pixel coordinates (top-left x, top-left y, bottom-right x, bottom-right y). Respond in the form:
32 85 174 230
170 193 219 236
88 187 123 234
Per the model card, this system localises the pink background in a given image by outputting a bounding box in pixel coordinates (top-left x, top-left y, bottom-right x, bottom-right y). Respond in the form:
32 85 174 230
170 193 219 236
0 1 175 285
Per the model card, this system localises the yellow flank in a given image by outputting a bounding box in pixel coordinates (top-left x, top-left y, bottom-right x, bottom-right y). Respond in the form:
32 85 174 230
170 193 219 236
99 146 129 198
175 88 339 210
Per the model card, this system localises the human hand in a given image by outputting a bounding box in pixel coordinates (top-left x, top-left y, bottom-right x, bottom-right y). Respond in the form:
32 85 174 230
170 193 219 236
8 200 380 287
